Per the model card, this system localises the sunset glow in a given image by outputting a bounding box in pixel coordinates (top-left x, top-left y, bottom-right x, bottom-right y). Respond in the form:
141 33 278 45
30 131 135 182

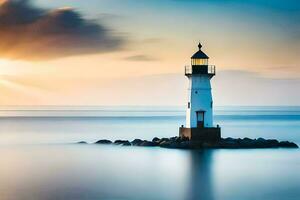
0 0 299 106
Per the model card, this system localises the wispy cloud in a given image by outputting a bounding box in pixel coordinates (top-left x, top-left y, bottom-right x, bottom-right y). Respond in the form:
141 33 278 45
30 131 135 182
0 0 124 60
264 66 299 70
124 54 158 62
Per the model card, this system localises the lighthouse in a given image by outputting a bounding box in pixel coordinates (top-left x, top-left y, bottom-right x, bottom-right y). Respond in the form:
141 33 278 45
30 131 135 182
179 43 221 142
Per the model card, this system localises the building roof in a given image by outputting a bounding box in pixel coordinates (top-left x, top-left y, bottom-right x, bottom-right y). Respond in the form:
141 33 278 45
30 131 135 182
191 43 209 59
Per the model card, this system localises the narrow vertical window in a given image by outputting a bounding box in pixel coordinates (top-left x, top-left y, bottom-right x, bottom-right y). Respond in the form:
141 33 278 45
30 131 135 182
188 102 190 109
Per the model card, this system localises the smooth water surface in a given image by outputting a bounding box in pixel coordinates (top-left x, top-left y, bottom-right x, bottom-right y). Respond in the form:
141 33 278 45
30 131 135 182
0 106 299 200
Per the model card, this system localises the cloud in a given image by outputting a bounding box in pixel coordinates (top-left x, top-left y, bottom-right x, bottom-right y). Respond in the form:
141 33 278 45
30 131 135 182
0 0 124 60
264 66 299 70
124 54 158 62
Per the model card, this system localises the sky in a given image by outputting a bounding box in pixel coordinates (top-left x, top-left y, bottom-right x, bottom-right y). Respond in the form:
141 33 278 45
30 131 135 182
0 0 299 106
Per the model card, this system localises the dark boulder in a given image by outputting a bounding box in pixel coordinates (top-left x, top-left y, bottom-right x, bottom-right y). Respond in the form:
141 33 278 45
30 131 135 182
159 139 192 149
240 138 257 148
279 141 298 148
131 139 143 146
266 139 279 147
141 141 158 147
243 137 255 142
172 136 185 143
178 141 192 149
159 140 172 148
257 137 266 142
169 136 185 143
158 138 170 145
114 140 130 145
95 139 112 144
78 141 87 144
224 137 235 141
178 137 190 142
152 137 160 143
255 139 279 148
171 140 192 149
218 138 239 148
122 141 132 146
88 136 298 149
222 137 236 144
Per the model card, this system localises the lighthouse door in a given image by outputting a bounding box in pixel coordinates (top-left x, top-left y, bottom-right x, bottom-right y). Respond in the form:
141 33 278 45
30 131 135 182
196 111 205 128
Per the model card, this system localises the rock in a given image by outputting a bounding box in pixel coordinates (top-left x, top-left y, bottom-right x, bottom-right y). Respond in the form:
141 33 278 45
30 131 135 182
159 140 172 148
78 141 87 144
140 141 157 147
173 141 190 148
266 139 279 147
166 142 179 148
131 139 143 146
279 141 298 148
95 139 112 144
160 139 192 149
180 137 189 142
152 137 160 143
236 138 243 144
222 137 236 144
174 136 184 143
178 141 192 149
169 137 186 143
219 138 239 148
240 138 257 148
158 138 170 144
257 137 266 142
243 137 253 143
254 139 279 148
224 137 234 141
218 137 281 148
89 136 298 149
122 141 131 146
114 140 130 145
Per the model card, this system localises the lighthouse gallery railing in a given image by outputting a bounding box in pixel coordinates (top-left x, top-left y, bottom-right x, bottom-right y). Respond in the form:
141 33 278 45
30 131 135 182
185 65 216 75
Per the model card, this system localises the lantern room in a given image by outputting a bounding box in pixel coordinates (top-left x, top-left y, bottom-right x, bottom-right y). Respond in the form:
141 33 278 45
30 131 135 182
191 43 209 66
185 43 215 76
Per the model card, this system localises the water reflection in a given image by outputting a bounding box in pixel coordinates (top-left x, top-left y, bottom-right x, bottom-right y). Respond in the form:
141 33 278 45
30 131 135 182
185 150 214 200
1 145 299 200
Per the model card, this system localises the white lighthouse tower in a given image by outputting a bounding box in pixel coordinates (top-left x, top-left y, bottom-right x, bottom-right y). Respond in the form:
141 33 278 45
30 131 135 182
179 43 221 142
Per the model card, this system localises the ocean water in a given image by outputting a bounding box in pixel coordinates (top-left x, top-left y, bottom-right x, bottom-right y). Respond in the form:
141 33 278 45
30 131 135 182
0 106 299 200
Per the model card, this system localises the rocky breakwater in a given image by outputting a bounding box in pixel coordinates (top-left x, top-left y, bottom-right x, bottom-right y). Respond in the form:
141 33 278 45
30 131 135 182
79 137 299 149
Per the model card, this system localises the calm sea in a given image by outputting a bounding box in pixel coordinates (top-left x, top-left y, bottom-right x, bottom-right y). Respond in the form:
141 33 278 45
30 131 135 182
0 106 299 200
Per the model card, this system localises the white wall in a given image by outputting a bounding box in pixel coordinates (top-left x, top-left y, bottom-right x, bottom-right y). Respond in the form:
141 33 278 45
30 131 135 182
186 75 214 128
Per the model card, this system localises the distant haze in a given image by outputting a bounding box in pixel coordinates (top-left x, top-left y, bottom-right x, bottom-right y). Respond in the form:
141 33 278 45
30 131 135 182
0 70 299 106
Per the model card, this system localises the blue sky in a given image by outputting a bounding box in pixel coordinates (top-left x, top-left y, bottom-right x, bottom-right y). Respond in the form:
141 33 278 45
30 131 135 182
35 0 299 74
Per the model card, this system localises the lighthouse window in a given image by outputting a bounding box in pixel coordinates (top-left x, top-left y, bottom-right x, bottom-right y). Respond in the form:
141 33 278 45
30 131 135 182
188 102 190 108
192 58 208 65
195 91 198 94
